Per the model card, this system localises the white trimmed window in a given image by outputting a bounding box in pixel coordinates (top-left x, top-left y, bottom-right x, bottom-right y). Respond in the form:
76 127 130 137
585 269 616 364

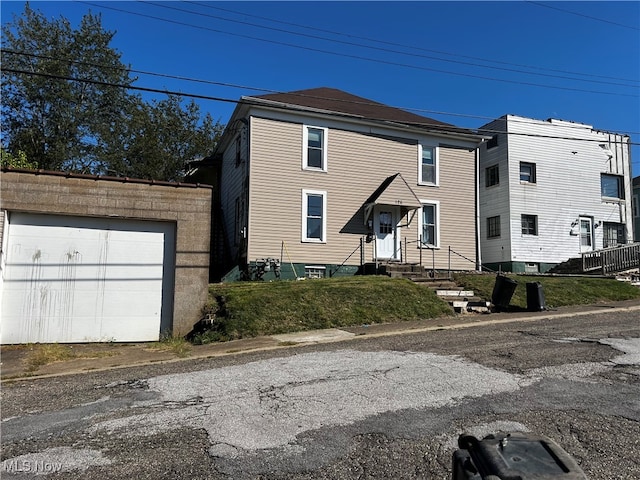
519 162 537 183
419 200 440 247
302 189 327 243
303 126 328 171
418 144 438 186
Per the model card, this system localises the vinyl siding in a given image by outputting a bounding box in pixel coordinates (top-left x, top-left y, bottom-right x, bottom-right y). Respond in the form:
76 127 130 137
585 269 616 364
479 118 512 265
220 129 248 260
246 115 478 270
479 115 633 267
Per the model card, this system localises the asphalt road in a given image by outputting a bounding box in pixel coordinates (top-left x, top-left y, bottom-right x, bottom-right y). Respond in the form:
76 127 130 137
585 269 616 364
2 310 639 479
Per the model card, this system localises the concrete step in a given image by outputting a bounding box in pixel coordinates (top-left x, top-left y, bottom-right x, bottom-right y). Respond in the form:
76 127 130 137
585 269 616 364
436 290 475 298
451 300 491 314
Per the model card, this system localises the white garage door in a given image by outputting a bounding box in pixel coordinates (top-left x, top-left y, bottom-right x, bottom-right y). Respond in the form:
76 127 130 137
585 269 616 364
0 213 175 344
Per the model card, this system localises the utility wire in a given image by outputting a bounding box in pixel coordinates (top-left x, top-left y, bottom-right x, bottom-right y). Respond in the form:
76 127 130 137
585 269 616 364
188 1 640 85
142 0 637 89
4 66 639 147
526 1 640 31
75 0 638 98
4 48 640 137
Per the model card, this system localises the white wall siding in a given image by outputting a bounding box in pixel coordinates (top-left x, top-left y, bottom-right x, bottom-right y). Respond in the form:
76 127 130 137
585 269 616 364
478 119 512 265
479 115 633 268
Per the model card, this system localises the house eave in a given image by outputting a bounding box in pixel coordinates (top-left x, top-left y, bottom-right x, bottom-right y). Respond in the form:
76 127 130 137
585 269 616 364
241 96 487 145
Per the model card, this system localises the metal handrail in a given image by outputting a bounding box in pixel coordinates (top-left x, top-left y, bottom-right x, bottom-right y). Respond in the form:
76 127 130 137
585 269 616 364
330 237 366 277
448 246 497 274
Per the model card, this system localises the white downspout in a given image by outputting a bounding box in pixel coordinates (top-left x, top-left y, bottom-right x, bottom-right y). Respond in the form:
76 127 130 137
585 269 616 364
476 142 483 271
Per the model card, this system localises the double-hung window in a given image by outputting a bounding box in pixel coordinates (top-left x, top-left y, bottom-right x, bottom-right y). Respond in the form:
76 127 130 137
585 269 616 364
419 200 439 247
601 174 624 199
487 216 501 238
521 214 538 235
486 165 499 187
520 162 536 183
302 189 327 243
303 126 328 171
419 144 438 185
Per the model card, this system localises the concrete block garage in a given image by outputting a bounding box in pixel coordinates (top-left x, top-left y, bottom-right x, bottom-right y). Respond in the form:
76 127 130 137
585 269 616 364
0 168 212 343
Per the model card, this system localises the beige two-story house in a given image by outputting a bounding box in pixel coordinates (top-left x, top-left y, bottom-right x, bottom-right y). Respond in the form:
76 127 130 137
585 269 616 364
193 88 487 281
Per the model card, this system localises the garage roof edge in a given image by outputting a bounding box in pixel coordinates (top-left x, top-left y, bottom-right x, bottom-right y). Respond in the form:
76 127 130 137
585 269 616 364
0 167 213 189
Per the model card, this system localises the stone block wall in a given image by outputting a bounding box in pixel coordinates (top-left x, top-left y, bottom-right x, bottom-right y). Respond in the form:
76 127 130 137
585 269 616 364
0 169 213 336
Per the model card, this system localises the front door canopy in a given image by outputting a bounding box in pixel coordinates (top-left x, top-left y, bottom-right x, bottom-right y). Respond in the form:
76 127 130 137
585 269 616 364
364 173 423 226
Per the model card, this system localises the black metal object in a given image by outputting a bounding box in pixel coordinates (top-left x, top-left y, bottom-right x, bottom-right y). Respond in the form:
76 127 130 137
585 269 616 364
452 431 587 479
491 275 518 311
526 282 546 311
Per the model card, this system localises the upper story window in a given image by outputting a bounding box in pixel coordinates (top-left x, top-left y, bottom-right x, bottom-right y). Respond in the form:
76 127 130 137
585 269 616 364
521 214 538 235
633 194 640 217
486 164 499 187
601 174 624 199
418 144 438 186
419 200 440 248
302 189 327 243
487 134 499 149
519 162 536 183
303 126 328 172
487 215 501 238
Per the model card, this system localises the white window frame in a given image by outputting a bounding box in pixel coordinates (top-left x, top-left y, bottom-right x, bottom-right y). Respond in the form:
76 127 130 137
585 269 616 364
418 199 440 248
302 125 328 172
519 162 537 184
418 144 439 186
305 265 326 279
302 189 327 243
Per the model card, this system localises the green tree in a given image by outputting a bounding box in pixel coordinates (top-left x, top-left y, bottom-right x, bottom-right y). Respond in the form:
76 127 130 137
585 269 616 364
1 3 222 181
102 95 224 182
0 146 37 169
1 3 134 173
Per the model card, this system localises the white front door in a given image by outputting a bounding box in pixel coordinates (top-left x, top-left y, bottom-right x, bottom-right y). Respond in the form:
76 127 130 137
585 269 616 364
579 217 594 253
375 207 400 260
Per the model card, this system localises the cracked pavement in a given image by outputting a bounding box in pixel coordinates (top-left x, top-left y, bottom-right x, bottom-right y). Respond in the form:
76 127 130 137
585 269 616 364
1 310 639 479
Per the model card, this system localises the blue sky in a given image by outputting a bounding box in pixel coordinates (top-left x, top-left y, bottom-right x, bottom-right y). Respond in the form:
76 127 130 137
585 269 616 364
2 1 639 172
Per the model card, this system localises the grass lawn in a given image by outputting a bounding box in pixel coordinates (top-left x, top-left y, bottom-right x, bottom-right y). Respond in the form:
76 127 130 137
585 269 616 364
454 273 640 310
190 273 640 344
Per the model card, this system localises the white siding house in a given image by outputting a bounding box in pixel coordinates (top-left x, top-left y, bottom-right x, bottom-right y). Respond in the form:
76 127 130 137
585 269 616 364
479 115 633 273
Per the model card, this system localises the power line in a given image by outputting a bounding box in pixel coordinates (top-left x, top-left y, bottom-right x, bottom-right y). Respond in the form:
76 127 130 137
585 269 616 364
4 48 640 137
4 66 639 147
189 1 640 85
526 1 640 31
74 1 638 98
141 0 637 89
